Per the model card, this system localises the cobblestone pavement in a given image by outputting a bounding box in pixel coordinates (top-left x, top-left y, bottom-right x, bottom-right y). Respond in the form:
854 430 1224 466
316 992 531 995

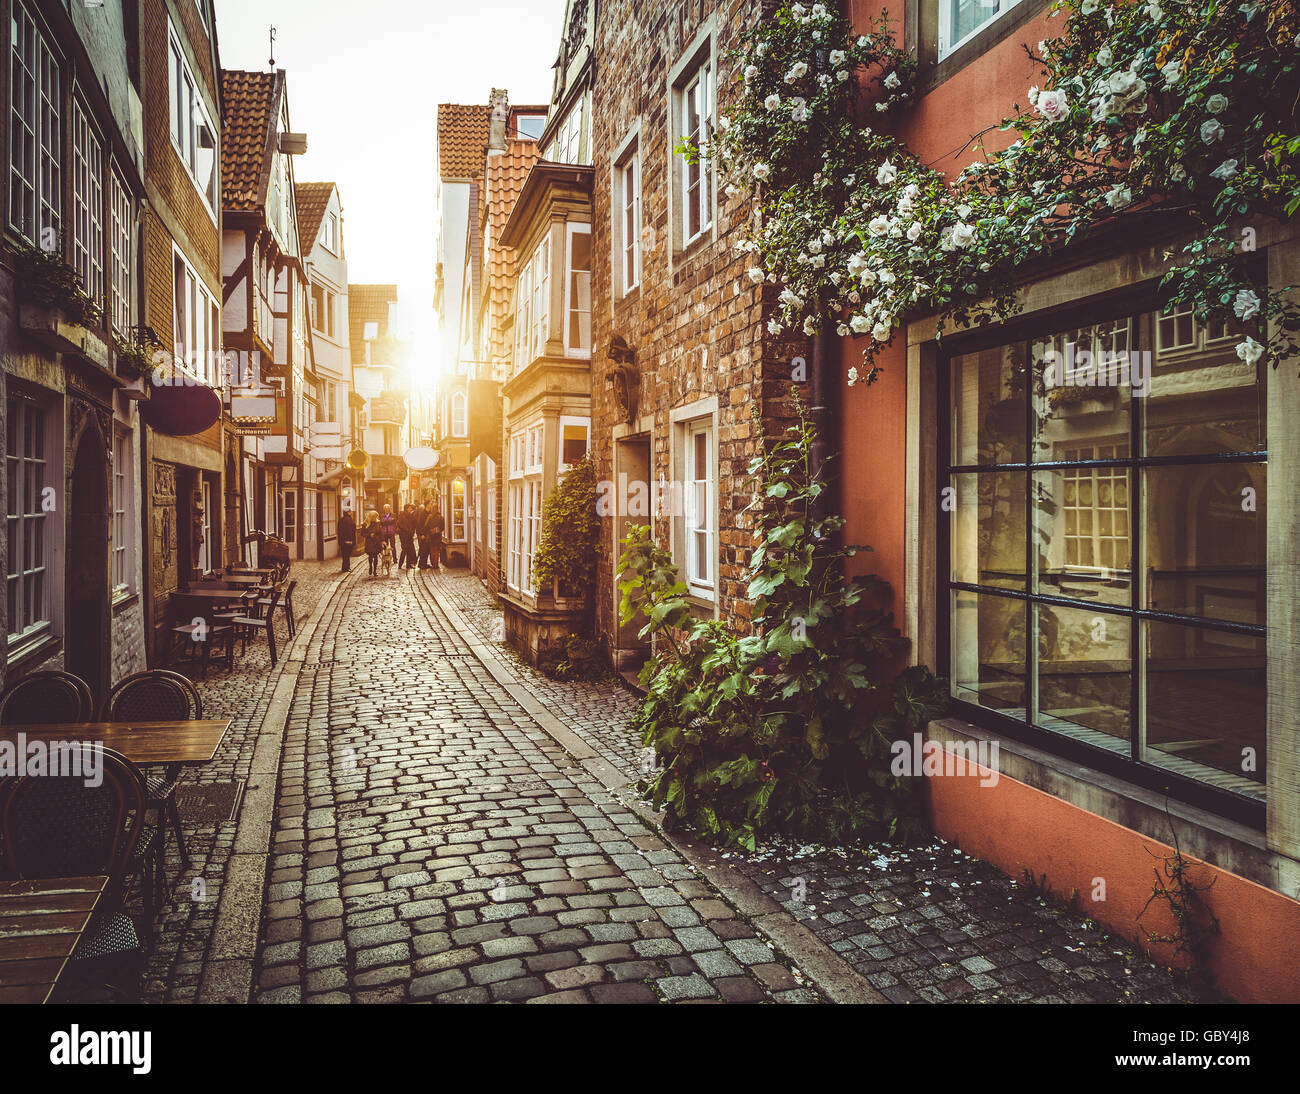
422 571 1216 1005
253 568 822 1003
131 561 344 1004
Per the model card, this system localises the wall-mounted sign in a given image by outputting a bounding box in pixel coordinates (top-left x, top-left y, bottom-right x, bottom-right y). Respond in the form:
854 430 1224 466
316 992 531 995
139 384 222 436
346 448 370 471
403 446 438 471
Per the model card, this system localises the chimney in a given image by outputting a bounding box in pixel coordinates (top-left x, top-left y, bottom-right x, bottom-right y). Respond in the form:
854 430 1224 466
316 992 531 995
488 88 509 155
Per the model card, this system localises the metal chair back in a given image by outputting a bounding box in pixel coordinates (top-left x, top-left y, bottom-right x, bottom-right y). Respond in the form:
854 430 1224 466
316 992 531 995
102 669 202 722
0 746 145 903
0 670 94 726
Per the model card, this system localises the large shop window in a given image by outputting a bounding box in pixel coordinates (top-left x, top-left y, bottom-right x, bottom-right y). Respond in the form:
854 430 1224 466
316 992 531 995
8 2 61 245
6 394 52 646
942 307 1266 813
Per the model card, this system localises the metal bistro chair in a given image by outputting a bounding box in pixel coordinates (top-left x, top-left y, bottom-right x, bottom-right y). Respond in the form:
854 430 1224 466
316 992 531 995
0 745 151 990
102 670 202 874
257 578 297 638
166 593 236 678
230 585 282 667
0 670 95 726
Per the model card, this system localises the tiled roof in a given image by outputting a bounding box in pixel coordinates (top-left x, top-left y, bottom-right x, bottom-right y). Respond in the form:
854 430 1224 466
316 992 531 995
438 103 492 180
295 182 335 253
349 284 398 364
221 70 280 212
483 139 540 364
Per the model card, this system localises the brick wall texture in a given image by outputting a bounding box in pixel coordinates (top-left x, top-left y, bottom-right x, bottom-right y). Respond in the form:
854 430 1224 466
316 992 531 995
590 0 809 649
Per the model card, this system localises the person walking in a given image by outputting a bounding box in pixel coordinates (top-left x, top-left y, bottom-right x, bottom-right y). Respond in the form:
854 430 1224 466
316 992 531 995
380 504 397 553
362 510 384 576
338 507 356 572
427 505 446 573
416 502 433 571
397 504 418 570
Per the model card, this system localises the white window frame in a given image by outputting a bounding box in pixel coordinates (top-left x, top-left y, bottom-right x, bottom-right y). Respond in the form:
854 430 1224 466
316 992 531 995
613 137 642 297
110 172 132 335
112 430 135 599
564 223 592 358
938 0 1025 61
683 418 715 597
172 244 219 385
673 48 714 251
198 478 214 572
451 477 467 542
451 391 468 437
8 3 62 246
558 416 590 473
6 393 54 645
321 211 338 254
280 487 296 547
167 22 218 218
71 98 104 312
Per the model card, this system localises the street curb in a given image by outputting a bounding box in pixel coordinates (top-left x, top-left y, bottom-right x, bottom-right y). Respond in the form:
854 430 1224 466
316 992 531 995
421 577 886 1005
196 565 356 1004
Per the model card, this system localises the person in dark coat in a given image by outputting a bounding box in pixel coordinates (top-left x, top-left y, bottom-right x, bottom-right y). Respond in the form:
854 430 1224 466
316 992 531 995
416 503 434 571
396 504 418 571
361 510 384 576
427 508 446 572
338 508 356 572
380 504 397 552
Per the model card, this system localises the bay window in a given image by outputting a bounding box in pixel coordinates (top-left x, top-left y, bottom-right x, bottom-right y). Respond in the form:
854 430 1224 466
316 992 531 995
9 2 61 245
943 305 1266 809
565 224 591 356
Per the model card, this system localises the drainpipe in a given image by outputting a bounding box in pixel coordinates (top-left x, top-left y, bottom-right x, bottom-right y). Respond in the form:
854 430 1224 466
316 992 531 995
808 326 840 555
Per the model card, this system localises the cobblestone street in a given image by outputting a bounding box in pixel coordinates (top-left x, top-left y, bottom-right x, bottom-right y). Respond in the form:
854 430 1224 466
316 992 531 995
116 563 1215 1005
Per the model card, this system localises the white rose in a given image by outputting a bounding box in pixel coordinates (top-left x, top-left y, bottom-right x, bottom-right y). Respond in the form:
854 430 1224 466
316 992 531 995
764 93 781 112
906 221 923 242
1097 46 1112 67
867 216 891 237
1161 60 1181 87
858 268 877 287
1236 336 1264 365
767 318 782 334
950 222 976 248
753 162 771 180
791 98 809 123
875 102 889 113
744 65 759 82
847 253 869 275
883 71 902 90
1201 119 1225 143
1147 1 1162 19
1081 0 1100 13
1206 93 1229 115
1027 85 1040 107
878 269 896 284
1210 159 1239 181
1036 88 1069 122
746 267 766 284
1233 289 1261 321
1104 184 1132 209
877 160 898 185
829 50 846 66
785 61 808 83
847 366 860 386
837 70 849 82
849 314 871 334
872 321 891 342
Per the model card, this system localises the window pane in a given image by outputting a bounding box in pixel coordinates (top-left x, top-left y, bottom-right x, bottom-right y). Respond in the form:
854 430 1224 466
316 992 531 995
1144 463 1265 625
950 590 1026 717
1144 619 1264 799
1033 463 1131 607
1036 601 1131 754
1145 316 1265 457
1031 321 1132 463
951 471 1025 590
950 344 1027 465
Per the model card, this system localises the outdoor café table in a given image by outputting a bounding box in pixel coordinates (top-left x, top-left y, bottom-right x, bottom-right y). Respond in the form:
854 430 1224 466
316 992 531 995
186 588 260 604
0 720 232 766
0 876 107 1003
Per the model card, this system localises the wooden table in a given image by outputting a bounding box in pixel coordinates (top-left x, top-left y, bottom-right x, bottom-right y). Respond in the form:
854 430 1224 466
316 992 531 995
185 588 258 604
0 720 232 766
0 876 107 1003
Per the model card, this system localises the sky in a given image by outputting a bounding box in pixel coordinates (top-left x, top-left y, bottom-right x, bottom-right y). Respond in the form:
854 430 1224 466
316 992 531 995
214 0 567 378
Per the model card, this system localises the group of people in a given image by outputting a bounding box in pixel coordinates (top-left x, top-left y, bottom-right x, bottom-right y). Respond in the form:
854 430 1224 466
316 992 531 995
337 501 446 576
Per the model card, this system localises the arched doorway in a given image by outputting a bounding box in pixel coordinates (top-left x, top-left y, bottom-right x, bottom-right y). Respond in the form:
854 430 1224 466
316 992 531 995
66 419 110 703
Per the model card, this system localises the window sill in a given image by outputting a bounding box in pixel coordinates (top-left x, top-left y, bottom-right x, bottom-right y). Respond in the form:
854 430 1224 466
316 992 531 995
5 632 61 675
111 591 139 614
